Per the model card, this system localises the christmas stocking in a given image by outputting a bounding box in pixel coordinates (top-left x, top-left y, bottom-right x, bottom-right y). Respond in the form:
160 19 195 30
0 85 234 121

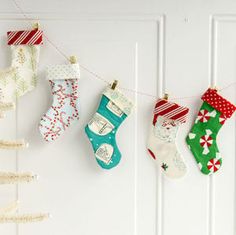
0 26 43 106
85 86 133 170
186 88 236 175
39 63 80 141
147 98 189 179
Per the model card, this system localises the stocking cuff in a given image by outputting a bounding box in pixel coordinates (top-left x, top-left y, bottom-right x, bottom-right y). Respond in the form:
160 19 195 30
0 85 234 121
202 88 236 118
47 64 80 80
153 99 189 125
103 87 134 116
7 29 43 45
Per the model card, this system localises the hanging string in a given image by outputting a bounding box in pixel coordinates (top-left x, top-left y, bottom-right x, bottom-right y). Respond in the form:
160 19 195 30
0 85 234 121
12 0 110 86
11 0 236 101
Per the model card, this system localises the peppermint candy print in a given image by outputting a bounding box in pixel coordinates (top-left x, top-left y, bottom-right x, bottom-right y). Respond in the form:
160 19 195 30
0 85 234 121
207 158 221 174
200 129 213 155
39 79 79 142
200 135 213 148
219 114 227 125
195 109 216 123
196 109 210 123
186 91 234 175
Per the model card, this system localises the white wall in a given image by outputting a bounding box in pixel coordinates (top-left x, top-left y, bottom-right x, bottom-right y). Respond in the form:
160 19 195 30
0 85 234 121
0 1 235 235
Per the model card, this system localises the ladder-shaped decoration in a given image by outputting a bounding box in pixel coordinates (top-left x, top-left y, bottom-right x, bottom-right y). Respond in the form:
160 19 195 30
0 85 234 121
0 22 49 224
0 201 49 223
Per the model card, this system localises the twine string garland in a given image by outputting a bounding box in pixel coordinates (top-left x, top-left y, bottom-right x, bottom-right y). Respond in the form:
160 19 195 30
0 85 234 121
11 0 236 101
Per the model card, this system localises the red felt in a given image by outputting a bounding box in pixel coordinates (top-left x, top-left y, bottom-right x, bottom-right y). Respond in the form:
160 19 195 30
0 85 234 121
7 29 43 45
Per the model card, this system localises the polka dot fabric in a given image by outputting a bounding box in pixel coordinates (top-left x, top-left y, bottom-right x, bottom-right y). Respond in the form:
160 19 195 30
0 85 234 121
47 64 80 81
202 88 236 118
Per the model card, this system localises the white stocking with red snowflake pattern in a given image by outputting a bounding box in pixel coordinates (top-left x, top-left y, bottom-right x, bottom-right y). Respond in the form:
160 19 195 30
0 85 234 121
39 63 80 142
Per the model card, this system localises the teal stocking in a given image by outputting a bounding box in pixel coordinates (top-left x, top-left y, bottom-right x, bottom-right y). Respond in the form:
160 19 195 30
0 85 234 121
85 86 133 169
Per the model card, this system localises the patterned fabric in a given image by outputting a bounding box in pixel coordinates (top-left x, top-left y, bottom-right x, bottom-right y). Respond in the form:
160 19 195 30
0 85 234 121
39 64 80 142
47 64 80 80
0 67 16 102
85 86 133 170
147 100 189 179
186 90 236 175
153 99 189 125
103 87 133 115
7 30 43 45
202 88 236 118
0 29 43 107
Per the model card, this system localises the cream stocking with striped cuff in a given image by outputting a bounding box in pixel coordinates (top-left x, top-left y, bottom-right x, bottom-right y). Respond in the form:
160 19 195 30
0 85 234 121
0 25 43 108
147 98 189 179
0 25 41 148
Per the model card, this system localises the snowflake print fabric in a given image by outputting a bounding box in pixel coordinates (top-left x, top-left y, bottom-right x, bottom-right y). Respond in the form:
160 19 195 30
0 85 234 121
186 88 236 175
39 63 80 142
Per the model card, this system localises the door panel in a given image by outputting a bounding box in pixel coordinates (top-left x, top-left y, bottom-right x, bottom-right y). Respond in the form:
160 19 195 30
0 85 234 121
0 1 235 235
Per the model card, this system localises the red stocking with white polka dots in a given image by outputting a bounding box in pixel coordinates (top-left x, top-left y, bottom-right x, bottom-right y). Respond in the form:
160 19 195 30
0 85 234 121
186 89 236 175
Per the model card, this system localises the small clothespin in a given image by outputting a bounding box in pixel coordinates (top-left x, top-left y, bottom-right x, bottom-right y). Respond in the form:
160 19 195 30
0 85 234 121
111 80 118 90
69 56 77 64
163 93 169 100
32 22 40 30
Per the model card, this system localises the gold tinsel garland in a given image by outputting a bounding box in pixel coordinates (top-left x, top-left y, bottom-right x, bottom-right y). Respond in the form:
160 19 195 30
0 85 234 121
0 139 28 149
0 213 50 223
0 172 37 184
0 102 15 112
0 201 50 223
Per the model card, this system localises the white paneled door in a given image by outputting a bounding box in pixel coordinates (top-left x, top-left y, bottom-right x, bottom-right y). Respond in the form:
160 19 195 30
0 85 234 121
0 1 235 235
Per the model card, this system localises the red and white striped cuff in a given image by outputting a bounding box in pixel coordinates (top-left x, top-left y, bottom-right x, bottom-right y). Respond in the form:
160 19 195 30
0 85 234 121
152 99 189 125
7 29 43 45
202 88 236 118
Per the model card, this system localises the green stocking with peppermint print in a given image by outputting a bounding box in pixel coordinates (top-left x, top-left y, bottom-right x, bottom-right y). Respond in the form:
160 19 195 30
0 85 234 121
186 89 236 175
